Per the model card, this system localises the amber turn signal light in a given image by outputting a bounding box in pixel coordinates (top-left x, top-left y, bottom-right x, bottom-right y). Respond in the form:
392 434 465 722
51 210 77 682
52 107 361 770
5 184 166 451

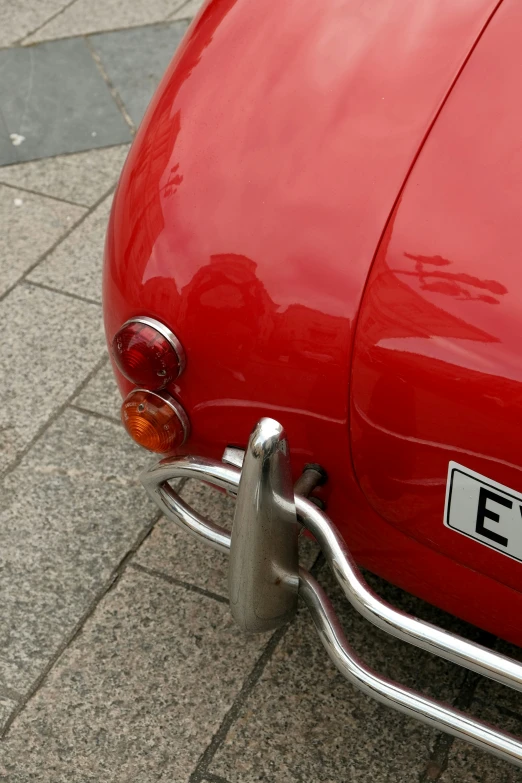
112 317 185 390
121 389 189 453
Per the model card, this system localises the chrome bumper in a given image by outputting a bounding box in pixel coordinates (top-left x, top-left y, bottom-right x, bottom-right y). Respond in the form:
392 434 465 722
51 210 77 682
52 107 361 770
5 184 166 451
141 417 522 768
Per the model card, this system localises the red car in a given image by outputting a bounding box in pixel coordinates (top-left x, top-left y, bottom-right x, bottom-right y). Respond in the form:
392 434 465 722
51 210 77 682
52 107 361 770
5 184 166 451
103 0 522 768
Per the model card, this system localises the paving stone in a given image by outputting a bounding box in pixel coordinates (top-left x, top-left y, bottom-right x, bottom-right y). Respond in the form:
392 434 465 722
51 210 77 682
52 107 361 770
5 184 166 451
209 567 468 783
439 639 522 783
0 39 131 165
0 184 85 297
135 480 320 597
169 0 206 21
0 568 268 781
74 362 122 421
135 481 234 596
0 284 105 473
440 739 522 783
23 0 191 44
0 0 71 47
0 698 18 734
0 145 130 207
90 21 189 126
0 408 159 696
28 193 112 302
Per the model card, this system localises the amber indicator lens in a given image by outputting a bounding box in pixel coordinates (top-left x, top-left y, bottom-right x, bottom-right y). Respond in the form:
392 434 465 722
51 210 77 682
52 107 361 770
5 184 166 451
112 319 183 390
121 389 189 453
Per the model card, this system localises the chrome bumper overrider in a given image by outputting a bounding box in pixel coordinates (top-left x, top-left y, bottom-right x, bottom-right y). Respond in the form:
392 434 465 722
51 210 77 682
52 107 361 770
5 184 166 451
141 417 522 768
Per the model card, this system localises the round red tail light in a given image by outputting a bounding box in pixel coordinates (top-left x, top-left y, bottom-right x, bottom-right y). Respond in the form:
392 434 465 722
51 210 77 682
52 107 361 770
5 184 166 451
121 389 189 453
112 317 185 390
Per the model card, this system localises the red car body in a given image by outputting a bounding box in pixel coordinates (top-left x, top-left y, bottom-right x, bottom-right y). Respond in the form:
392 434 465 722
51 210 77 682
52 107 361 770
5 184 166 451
104 0 522 646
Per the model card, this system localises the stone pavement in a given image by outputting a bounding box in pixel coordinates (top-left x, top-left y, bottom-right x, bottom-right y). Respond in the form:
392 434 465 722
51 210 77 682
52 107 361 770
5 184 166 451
0 1 522 781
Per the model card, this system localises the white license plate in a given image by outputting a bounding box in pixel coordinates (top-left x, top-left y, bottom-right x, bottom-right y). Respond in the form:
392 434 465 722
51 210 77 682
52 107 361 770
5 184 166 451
444 461 522 562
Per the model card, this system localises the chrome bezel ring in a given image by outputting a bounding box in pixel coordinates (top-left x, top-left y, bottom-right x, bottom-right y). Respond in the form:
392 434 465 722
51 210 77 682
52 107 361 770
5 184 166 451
122 315 187 378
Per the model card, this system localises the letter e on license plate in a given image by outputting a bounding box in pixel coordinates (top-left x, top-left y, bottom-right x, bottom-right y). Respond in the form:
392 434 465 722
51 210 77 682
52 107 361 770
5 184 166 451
444 461 522 562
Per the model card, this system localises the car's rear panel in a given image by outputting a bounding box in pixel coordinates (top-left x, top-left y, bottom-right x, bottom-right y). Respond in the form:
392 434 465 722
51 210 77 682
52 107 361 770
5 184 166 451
104 0 522 641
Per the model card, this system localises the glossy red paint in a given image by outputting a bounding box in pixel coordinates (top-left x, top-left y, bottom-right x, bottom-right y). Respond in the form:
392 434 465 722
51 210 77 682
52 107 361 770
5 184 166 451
103 0 522 642
352 0 522 611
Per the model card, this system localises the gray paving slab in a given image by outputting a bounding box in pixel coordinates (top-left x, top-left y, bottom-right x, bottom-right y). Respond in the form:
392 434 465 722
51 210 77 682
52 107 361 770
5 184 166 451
441 740 522 783
199 778 232 783
0 567 269 782
135 481 234 597
23 0 191 44
74 361 123 421
0 145 130 207
135 480 320 597
0 39 131 166
0 407 159 698
0 283 105 473
0 0 71 47
0 184 85 297
28 192 112 302
208 567 468 783
439 638 522 783
90 21 189 127
0 698 18 735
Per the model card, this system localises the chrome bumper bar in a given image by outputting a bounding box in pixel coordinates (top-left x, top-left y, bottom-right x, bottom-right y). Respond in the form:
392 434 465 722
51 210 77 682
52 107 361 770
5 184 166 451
141 417 522 768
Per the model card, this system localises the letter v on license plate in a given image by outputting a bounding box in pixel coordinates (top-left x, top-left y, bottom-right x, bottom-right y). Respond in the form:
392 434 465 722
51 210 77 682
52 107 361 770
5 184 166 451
444 461 522 562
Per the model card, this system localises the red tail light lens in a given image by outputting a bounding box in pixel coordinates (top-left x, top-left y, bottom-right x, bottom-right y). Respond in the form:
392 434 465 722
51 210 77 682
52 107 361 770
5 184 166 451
121 389 189 453
112 317 185 390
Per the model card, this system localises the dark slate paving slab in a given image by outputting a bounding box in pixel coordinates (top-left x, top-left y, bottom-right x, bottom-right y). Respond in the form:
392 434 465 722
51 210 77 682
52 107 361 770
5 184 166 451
0 112 17 167
89 20 189 127
0 39 131 166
